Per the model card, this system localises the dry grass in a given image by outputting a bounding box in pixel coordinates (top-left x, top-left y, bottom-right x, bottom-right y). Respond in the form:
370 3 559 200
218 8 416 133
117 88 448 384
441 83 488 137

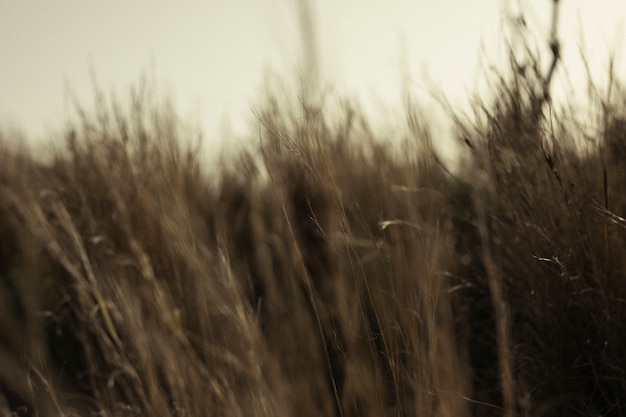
1 30 626 417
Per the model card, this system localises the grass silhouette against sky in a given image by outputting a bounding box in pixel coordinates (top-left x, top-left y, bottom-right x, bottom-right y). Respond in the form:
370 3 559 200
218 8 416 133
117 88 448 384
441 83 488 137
1 2 626 416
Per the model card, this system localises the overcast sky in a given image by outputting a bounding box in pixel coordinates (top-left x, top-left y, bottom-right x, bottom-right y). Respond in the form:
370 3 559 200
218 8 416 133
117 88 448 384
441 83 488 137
1 1 624 150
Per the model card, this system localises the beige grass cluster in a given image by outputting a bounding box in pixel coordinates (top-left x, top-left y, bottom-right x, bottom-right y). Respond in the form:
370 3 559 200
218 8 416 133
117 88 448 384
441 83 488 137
1 37 626 417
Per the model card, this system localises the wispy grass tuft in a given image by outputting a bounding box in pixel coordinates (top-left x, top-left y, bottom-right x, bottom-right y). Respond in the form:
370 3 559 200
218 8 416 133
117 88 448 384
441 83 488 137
1 12 626 417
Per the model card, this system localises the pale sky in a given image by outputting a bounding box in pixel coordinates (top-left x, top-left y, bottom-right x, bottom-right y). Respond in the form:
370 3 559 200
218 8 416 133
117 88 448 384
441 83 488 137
1 1 624 151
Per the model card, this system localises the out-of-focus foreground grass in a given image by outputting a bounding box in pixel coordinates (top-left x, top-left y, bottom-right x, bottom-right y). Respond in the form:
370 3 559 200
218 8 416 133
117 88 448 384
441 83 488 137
1 29 626 417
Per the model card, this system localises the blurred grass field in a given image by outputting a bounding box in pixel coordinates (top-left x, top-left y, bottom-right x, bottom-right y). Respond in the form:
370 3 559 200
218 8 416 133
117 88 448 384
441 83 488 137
2 9 626 417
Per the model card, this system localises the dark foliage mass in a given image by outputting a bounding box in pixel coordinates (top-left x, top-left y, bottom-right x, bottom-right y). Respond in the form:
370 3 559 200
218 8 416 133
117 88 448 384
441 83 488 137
1 26 626 417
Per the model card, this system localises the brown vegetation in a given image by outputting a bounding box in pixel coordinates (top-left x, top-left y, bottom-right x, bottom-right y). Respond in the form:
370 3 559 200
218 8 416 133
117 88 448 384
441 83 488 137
2 15 626 417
